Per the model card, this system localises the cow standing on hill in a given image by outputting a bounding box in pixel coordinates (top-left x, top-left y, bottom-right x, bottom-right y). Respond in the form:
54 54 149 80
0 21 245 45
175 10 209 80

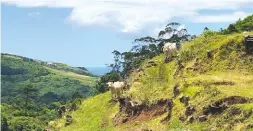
162 42 177 63
106 81 125 100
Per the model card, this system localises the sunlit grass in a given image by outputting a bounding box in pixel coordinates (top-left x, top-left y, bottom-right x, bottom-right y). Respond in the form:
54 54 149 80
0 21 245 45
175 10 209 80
45 66 98 85
50 92 118 131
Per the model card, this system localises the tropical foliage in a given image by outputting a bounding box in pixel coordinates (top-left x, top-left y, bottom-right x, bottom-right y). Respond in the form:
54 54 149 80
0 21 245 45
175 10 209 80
1 53 98 130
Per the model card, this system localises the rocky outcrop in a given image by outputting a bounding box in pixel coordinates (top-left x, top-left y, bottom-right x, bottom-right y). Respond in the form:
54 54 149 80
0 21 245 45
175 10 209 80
114 98 173 125
203 96 252 115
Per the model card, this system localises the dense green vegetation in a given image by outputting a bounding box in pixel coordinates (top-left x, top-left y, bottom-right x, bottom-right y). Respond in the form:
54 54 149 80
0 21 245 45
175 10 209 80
221 14 253 34
52 15 253 131
1 53 98 131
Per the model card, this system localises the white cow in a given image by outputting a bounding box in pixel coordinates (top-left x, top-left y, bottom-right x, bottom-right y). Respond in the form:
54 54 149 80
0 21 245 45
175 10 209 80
162 42 177 62
106 82 115 99
106 81 125 99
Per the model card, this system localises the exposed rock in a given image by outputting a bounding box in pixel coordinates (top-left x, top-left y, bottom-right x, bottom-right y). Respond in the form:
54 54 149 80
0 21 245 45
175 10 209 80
187 116 194 123
66 114 72 119
206 49 218 58
203 103 227 115
203 96 251 115
207 50 212 58
70 103 77 111
161 99 174 123
245 34 253 54
229 107 241 115
173 60 184 78
65 115 72 126
173 84 180 98
115 98 171 125
185 106 196 116
57 106 66 117
179 96 190 106
198 115 207 122
122 118 128 123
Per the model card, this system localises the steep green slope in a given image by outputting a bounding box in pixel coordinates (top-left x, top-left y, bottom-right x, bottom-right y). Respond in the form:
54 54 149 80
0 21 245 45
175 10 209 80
52 32 253 131
1 53 99 130
49 93 118 131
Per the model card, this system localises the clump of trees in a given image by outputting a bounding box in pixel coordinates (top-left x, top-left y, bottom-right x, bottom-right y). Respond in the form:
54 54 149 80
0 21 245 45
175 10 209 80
221 14 253 34
95 22 196 92
115 22 196 78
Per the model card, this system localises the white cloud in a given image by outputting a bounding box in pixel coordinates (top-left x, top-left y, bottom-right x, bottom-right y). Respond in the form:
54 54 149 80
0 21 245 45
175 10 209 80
2 0 253 33
191 11 249 23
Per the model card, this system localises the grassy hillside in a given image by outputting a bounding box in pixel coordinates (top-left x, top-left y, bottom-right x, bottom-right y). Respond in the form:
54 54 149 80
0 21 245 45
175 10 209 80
1 53 98 102
1 53 99 130
52 32 253 131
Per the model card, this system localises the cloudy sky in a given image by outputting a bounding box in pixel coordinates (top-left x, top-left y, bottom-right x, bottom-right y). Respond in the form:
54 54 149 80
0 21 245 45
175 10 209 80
1 0 253 67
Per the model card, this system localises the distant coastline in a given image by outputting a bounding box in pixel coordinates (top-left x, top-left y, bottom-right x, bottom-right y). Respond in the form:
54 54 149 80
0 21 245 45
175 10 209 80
86 66 110 76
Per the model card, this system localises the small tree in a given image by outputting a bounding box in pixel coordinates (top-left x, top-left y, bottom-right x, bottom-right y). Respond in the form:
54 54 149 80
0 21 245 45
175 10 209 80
203 27 209 32
109 50 122 73
226 24 239 34
16 83 39 116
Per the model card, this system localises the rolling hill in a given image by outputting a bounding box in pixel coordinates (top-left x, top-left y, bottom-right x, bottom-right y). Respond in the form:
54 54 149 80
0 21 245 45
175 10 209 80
1 53 99 130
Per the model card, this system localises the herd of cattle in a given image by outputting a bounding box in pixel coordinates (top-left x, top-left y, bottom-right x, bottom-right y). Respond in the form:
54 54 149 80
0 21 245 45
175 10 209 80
106 42 177 100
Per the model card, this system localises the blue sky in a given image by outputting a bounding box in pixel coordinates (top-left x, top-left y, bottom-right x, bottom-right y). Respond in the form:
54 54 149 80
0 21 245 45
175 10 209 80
1 0 253 67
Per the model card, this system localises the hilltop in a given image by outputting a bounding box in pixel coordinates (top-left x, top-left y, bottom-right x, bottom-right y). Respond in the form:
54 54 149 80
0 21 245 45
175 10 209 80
1 53 99 130
51 31 253 131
